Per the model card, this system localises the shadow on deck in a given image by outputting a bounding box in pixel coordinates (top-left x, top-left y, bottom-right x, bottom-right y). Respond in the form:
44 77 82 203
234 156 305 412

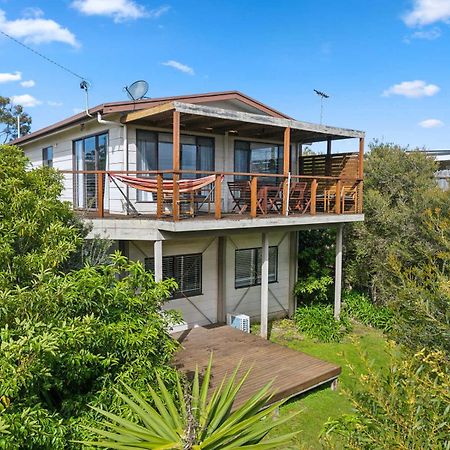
172 325 341 408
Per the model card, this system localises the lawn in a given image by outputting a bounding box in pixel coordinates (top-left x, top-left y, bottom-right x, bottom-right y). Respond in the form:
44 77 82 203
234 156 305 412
254 319 389 450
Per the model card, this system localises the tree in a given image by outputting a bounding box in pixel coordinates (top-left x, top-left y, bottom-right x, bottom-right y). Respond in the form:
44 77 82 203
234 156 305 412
0 145 181 448
0 97 32 143
344 142 442 304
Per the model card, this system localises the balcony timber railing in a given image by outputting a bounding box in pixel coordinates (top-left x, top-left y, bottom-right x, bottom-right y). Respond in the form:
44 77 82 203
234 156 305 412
61 169 363 221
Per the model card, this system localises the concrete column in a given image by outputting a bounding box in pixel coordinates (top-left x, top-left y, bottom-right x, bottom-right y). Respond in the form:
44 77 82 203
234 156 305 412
217 236 226 323
334 224 343 319
154 240 163 282
288 231 298 317
260 232 269 339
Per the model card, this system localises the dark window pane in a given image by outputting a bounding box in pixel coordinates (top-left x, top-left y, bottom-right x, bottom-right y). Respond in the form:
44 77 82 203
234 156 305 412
235 246 278 288
144 253 202 298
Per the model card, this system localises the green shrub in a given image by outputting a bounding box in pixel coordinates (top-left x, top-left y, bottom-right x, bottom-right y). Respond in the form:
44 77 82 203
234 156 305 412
294 305 352 343
294 275 334 305
343 291 393 331
322 349 450 449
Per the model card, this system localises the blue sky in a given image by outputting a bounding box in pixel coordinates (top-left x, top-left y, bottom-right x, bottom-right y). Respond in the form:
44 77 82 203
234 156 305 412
0 0 449 149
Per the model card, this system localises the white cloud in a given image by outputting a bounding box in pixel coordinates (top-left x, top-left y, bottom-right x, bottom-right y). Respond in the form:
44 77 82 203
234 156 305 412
419 118 444 128
47 100 63 107
162 60 194 75
71 0 168 22
21 79 35 88
404 26 442 42
10 94 42 107
382 80 440 98
403 0 450 26
0 9 79 47
0 71 22 83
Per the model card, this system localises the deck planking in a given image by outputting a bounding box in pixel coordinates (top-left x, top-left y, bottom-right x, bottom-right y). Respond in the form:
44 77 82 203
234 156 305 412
172 325 341 408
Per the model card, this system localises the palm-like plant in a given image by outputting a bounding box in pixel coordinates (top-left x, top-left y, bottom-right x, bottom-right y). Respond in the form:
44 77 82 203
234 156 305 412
80 358 299 449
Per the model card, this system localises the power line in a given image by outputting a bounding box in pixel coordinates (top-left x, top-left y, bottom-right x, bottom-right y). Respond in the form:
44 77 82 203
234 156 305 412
0 30 88 82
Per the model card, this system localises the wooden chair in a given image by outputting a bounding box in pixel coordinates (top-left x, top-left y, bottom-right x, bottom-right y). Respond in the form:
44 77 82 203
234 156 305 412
228 181 251 214
324 155 359 213
289 181 311 214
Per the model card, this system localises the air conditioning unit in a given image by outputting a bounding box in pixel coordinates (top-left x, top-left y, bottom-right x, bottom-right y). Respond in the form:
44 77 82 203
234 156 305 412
227 313 250 333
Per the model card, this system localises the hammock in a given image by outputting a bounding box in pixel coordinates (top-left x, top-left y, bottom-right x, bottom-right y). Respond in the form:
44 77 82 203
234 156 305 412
109 173 218 194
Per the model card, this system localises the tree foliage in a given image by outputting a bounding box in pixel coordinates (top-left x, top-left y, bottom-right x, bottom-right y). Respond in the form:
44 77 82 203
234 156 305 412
323 348 450 449
344 142 442 303
0 97 31 143
0 145 181 448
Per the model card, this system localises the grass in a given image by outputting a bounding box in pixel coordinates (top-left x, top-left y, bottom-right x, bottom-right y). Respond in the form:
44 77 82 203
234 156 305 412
253 319 389 450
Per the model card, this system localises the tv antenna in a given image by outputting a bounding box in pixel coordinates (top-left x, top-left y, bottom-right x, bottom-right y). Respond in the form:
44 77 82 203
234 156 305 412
80 80 93 117
124 80 149 101
314 89 330 124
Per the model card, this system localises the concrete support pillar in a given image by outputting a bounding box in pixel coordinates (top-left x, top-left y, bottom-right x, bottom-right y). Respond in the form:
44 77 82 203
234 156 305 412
154 240 163 282
260 232 269 339
334 224 343 319
217 236 226 323
288 231 298 318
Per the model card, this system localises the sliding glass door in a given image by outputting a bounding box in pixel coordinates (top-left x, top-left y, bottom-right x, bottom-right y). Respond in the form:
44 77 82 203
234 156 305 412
74 133 108 209
136 130 214 201
234 140 283 184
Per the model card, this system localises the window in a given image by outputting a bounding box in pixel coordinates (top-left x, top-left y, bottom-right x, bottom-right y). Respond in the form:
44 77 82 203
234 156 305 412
234 140 284 184
235 247 278 288
145 253 202 298
137 130 214 181
73 132 108 209
42 146 53 167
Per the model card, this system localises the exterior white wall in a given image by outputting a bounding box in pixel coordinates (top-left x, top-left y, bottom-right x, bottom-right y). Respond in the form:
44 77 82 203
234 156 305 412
224 231 290 321
128 237 219 327
20 121 124 210
125 231 291 328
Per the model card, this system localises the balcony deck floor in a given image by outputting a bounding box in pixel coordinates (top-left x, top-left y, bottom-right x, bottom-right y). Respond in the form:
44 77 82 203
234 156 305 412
172 325 341 409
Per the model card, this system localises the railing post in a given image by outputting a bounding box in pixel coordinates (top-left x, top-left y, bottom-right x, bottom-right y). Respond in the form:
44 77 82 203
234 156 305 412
357 180 363 213
172 110 181 221
282 127 291 216
156 173 163 218
310 179 317 215
250 176 258 218
335 180 342 214
97 171 104 218
215 174 222 219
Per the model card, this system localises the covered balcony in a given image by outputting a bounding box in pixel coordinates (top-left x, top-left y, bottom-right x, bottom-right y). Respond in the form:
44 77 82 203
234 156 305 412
64 101 365 224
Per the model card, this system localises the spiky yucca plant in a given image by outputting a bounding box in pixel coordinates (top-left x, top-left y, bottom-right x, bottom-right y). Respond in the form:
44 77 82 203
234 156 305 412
80 358 299 449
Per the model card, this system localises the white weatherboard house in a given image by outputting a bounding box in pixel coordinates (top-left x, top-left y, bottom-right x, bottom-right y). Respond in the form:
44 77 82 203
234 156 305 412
14 91 365 338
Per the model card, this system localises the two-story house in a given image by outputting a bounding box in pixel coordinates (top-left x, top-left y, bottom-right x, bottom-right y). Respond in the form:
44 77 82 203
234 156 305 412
13 90 364 339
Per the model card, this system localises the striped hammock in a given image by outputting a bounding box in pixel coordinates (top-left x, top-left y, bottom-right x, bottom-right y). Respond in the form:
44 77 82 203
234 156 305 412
110 173 217 194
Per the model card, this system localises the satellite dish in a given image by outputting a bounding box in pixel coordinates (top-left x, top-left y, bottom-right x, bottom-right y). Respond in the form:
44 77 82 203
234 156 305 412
124 80 149 100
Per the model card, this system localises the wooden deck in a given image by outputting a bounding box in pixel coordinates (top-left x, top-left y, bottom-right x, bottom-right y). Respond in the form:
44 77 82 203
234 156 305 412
172 325 341 408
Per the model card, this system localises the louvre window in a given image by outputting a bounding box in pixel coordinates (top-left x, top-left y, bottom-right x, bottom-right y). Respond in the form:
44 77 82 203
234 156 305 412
235 247 278 288
42 146 53 168
145 253 202 298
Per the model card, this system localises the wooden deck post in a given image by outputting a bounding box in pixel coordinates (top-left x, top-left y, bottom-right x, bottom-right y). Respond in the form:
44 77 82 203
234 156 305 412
250 176 258 218
156 173 163 218
282 127 291 216
260 232 269 339
310 179 318 215
215 174 222 219
97 171 104 218
154 240 163 282
334 224 343 320
335 179 342 214
358 137 364 213
172 110 181 221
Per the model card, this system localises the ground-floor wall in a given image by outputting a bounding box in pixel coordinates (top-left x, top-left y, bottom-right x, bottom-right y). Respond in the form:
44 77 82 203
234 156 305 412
126 230 295 328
